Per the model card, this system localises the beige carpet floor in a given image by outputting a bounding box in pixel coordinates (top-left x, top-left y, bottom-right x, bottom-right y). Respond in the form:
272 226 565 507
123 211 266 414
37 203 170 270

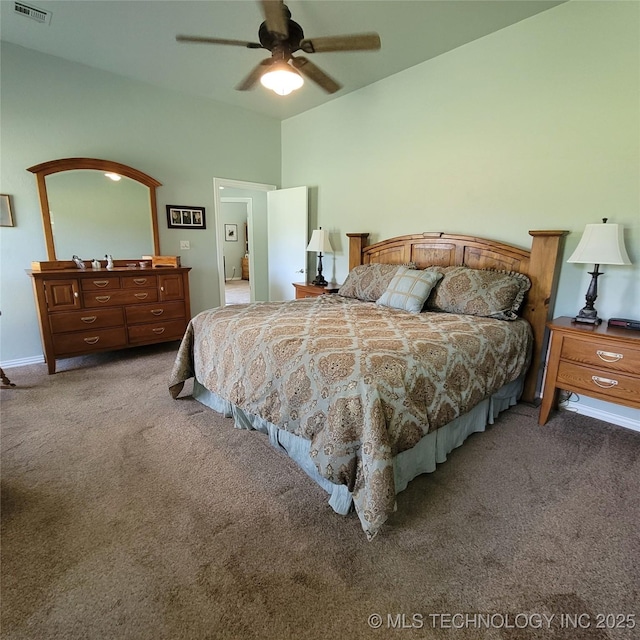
224 280 250 305
1 344 639 639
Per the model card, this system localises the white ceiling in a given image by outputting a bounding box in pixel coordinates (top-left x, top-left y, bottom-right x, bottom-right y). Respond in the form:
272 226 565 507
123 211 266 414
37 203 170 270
1 0 566 120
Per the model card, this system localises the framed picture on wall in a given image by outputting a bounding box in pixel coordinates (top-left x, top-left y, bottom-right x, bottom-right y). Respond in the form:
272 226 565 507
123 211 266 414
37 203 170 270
0 194 14 227
166 205 206 229
225 224 238 241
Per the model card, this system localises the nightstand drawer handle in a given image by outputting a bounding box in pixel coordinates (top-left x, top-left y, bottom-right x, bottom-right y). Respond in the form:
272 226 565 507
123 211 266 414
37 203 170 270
134 293 148 299
152 327 165 334
81 316 97 323
591 375 618 389
596 350 623 363
150 309 164 316
95 295 111 303
83 336 100 345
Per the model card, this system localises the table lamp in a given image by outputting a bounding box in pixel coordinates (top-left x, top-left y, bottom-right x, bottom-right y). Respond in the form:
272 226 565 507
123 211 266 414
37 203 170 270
306 227 333 287
567 218 631 325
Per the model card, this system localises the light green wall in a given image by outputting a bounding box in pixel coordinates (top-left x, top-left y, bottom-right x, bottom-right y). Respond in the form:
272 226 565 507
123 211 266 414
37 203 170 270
0 42 281 363
281 0 639 423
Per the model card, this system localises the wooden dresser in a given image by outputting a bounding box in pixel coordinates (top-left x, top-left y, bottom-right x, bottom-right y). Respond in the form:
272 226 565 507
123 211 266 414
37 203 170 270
28 265 191 373
539 316 640 424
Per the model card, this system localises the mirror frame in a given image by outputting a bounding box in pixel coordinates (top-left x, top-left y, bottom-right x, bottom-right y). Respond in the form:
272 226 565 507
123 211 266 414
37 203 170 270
28 157 162 260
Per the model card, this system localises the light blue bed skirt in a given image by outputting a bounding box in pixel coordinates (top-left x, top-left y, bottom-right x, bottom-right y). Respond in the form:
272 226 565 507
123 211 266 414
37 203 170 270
193 377 524 516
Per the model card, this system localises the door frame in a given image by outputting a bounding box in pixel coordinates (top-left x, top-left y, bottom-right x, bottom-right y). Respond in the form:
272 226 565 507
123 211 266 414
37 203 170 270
213 177 276 306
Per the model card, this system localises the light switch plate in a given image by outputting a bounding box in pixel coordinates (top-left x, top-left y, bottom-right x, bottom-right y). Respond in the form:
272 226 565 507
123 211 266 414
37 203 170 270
180 240 190 250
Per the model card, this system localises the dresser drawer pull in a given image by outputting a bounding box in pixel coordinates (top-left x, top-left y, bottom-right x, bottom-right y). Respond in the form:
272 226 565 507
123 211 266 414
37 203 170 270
591 375 618 389
596 349 623 363
83 336 100 345
133 278 147 285
95 295 111 303
81 316 97 323
92 280 109 288
134 293 149 300
150 309 164 316
152 327 165 334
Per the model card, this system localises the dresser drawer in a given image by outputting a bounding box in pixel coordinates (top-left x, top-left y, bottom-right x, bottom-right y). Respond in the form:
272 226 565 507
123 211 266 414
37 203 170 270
557 361 640 406
49 308 124 334
127 319 187 343
52 327 128 355
83 288 158 307
81 277 121 291
124 301 185 324
562 336 640 376
122 275 158 289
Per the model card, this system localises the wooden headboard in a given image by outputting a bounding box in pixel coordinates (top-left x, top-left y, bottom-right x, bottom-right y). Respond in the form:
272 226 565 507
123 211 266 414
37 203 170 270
347 231 568 404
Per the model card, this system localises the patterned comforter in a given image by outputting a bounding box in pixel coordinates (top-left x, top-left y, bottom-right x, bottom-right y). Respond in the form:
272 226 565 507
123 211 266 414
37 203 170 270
169 295 532 539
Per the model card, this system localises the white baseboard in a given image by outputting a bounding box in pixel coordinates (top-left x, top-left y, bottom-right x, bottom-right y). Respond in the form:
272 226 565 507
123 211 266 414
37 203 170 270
1 355 45 369
560 403 640 433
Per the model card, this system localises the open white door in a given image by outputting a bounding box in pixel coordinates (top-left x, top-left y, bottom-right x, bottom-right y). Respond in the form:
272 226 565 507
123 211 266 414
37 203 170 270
267 187 308 301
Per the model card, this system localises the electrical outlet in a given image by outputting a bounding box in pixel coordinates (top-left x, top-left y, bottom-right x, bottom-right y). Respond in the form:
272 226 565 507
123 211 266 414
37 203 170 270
180 240 190 250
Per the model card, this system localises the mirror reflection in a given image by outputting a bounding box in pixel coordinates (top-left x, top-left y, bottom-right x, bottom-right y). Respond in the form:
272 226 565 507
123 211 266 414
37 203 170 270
47 170 153 260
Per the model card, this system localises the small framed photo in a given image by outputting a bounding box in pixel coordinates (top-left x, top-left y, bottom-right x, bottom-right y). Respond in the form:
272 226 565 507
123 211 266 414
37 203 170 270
166 205 206 229
225 223 238 241
0 194 14 227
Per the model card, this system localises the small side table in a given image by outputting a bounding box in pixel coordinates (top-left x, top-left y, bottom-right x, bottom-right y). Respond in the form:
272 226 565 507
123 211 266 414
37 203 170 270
538 317 640 425
293 282 340 299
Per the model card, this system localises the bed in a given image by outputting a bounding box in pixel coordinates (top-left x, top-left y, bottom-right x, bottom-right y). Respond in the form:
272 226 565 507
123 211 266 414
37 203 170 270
169 230 567 539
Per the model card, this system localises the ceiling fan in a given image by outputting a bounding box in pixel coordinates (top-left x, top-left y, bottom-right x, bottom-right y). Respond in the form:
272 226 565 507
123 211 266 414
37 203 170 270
176 0 381 95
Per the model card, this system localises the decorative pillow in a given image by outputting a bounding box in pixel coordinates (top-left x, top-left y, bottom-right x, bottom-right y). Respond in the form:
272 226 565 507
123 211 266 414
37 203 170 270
338 263 408 302
376 266 443 314
425 266 531 320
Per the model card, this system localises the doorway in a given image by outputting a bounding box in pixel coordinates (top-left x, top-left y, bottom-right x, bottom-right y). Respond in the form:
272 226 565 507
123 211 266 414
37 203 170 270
213 178 276 307
213 178 309 307
220 198 251 305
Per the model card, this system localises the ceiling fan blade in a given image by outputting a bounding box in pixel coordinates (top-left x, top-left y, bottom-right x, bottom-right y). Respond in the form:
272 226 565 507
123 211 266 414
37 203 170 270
236 59 274 91
260 0 288 39
300 33 381 54
290 57 341 94
176 35 263 49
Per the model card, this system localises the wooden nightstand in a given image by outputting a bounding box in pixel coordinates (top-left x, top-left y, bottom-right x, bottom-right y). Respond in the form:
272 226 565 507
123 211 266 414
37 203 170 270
293 282 340 299
539 316 640 425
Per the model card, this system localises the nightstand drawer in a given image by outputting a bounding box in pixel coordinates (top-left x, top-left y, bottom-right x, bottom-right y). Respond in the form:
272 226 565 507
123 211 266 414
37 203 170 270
562 336 640 375
557 361 640 406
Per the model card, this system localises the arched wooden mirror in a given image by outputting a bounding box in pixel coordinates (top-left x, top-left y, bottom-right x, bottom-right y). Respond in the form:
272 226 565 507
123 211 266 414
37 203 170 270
28 158 161 261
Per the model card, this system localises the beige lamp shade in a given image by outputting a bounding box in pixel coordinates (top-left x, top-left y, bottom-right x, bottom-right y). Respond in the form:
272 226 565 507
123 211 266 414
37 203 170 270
306 229 333 253
567 223 631 265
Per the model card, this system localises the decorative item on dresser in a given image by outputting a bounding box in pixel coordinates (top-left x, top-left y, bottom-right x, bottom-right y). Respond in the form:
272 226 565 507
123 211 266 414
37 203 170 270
567 218 632 325
292 282 340 299
538 317 640 425
306 227 333 286
28 262 191 374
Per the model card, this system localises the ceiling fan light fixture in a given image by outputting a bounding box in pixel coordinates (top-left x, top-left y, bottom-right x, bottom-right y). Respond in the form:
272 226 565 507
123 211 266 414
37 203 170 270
260 62 304 96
